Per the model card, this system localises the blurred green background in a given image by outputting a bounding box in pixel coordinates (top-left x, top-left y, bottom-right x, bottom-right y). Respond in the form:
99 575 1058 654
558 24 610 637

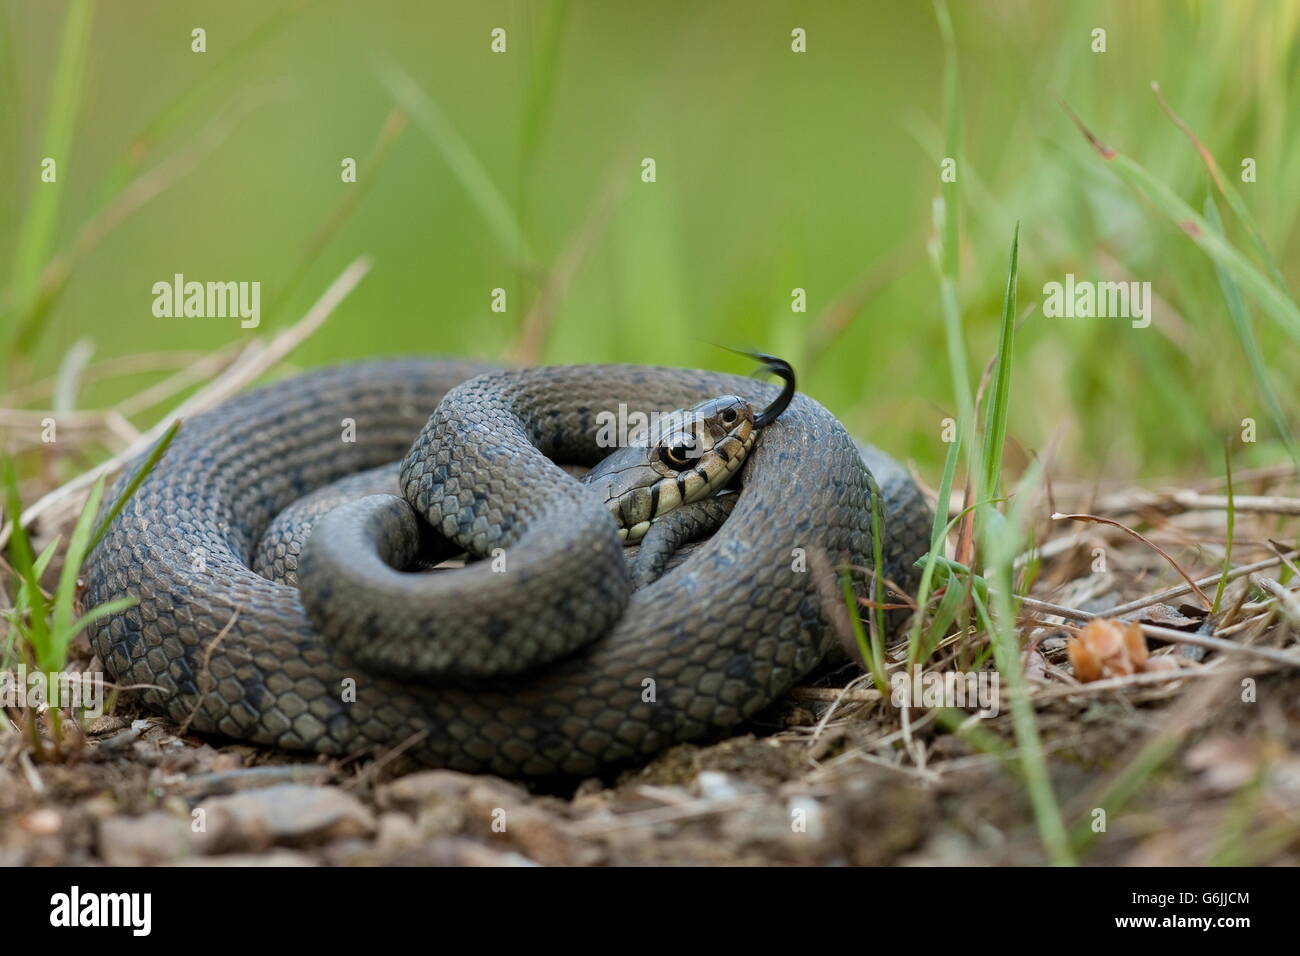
3 0 1298 480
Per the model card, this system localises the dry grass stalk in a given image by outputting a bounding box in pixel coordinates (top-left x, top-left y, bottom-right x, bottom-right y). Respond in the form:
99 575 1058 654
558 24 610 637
0 256 372 549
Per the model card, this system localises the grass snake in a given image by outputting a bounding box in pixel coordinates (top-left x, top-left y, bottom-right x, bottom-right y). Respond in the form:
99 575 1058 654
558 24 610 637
84 359 930 776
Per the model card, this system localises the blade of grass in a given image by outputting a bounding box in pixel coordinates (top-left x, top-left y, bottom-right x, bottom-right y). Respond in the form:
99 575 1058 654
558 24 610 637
517 0 569 220
88 418 181 552
1212 443 1235 614
909 502 978 667
1152 81 1289 292
1203 194 1298 465
375 57 533 269
929 0 975 468
5 0 95 370
981 223 1019 499
865 469 888 688
931 207 973 431
97 1 315 202
261 107 409 327
2 537 61 668
10 4 312 362
906 375 967 666
48 475 103 670
2 463 51 655
934 0 960 281
66 596 135 639
920 555 970 654
1062 100 1300 346
970 223 1071 863
913 0 977 663
978 458 1074 865
840 567 886 696
30 537 59 581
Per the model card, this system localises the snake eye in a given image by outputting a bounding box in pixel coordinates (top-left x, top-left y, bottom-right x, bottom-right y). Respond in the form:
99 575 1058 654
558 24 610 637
659 444 695 471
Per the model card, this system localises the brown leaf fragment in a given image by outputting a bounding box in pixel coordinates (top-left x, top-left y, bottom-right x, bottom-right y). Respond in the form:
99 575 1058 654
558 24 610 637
1067 618 1177 682
1123 621 1149 669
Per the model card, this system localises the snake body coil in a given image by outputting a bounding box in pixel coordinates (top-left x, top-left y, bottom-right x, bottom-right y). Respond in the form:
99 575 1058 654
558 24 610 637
84 360 930 776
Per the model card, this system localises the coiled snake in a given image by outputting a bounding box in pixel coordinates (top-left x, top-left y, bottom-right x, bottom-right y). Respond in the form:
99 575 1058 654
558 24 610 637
84 360 930 776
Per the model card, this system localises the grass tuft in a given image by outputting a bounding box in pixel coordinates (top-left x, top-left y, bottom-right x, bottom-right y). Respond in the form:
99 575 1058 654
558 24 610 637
1064 100 1300 348
2 424 174 757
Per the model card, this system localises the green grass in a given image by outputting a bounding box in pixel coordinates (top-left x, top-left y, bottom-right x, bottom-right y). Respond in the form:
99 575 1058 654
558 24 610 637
1204 195 1297 465
11 5 319 365
979 224 1018 501
1212 444 1236 615
877 4 1069 865
1 421 176 757
87 419 181 551
5 0 94 373
926 223 1072 864
375 57 534 271
904 1 973 671
3 467 128 755
977 458 1072 865
1064 99 1300 346
4 3 1298 476
4 0 1300 860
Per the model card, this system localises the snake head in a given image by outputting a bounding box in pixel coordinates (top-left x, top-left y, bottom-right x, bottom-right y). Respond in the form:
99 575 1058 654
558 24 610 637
583 395 757 542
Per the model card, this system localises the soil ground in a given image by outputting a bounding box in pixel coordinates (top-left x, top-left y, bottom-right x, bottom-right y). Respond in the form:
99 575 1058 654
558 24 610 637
3 535 1298 866
4 467 1300 866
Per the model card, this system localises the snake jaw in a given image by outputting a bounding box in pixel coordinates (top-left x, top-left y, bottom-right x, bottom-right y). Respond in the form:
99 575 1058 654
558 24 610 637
583 395 757 543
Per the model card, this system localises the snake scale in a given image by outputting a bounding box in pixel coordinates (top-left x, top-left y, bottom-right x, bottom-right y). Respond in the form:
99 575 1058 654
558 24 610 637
83 360 930 776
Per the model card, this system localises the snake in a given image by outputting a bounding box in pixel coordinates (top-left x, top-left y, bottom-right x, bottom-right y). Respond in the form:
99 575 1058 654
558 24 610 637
83 359 931 776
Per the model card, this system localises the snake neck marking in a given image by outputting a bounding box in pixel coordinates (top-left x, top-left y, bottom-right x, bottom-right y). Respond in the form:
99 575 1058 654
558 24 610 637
584 395 757 543
582 352 797 545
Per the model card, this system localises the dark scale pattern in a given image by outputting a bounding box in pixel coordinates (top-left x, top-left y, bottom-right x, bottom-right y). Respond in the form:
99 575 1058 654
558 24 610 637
252 465 400 586
633 496 737 588
83 360 931 776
